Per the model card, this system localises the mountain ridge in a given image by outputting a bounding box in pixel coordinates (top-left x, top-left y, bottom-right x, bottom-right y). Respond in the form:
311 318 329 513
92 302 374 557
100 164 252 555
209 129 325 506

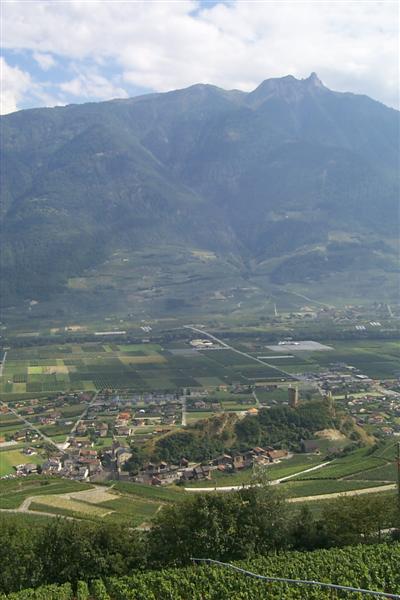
1 73 399 312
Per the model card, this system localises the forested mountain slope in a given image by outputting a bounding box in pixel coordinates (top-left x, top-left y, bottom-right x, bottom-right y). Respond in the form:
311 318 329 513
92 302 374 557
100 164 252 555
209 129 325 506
1 73 398 307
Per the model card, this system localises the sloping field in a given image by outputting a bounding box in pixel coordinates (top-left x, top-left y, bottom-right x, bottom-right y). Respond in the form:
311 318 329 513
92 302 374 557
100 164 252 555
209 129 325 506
31 495 112 517
67 487 118 504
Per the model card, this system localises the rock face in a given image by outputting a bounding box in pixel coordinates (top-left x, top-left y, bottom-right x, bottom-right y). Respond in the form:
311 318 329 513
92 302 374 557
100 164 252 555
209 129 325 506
1 73 399 305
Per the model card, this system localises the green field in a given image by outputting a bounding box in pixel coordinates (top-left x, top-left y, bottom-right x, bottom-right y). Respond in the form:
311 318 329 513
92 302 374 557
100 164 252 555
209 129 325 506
110 481 186 502
2 334 399 400
282 478 388 497
186 454 324 488
28 483 182 526
0 339 296 399
248 339 400 379
0 477 94 509
0 449 44 477
0 476 187 525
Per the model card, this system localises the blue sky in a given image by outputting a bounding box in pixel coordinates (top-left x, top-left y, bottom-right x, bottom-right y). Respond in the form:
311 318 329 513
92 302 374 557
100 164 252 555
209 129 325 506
1 0 398 114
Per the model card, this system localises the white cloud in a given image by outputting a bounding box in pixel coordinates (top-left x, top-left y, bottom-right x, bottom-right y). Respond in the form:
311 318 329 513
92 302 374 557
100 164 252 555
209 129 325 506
33 51 56 71
0 57 31 114
1 1 399 108
59 71 128 100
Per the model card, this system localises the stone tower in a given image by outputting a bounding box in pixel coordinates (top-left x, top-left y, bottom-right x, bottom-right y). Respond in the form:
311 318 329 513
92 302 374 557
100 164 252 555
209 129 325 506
288 386 299 408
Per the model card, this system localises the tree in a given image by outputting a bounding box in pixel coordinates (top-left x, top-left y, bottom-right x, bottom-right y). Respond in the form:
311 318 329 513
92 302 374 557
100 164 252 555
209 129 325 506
0 518 41 593
148 482 289 566
319 495 396 547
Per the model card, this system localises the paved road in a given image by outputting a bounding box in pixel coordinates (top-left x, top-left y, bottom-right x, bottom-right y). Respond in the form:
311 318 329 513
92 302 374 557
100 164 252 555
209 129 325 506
185 461 331 493
0 350 7 377
0 390 99 462
67 391 99 443
283 290 330 308
184 325 298 380
0 399 66 453
181 395 187 427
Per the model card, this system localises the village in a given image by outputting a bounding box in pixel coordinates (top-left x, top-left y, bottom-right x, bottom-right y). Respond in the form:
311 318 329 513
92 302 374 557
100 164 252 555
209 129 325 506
2 360 399 484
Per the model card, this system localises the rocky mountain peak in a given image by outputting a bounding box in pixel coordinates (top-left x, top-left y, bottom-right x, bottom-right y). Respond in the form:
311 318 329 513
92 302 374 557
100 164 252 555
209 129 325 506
246 72 326 107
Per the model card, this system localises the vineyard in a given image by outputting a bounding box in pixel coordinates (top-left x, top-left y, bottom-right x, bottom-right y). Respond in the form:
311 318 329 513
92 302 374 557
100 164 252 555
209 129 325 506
1 543 399 599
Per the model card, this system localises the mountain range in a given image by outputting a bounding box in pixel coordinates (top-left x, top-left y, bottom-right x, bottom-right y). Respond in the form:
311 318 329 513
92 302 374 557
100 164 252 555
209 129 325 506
1 73 399 314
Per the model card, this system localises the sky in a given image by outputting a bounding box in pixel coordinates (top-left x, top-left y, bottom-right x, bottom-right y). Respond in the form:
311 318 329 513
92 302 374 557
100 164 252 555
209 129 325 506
1 0 399 115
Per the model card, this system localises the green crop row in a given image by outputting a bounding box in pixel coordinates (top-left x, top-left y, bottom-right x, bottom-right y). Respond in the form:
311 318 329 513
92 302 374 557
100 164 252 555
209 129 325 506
2 543 399 599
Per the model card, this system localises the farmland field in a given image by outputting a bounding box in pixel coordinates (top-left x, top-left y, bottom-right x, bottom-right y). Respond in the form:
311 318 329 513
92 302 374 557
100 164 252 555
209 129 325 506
0 476 186 525
1 332 399 400
0 478 94 509
0 339 295 399
28 483 178 525
291 447 387 480
186 454 325 488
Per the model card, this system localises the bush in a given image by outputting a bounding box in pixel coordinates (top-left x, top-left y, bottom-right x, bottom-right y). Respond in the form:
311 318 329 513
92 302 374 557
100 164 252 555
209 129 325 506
90 579 110 600
76 581 90 600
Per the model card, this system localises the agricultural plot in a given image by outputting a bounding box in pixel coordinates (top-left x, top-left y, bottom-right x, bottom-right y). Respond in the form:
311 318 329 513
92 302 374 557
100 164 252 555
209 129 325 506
31 495 112 517
1 340 292 398
248 339 399 378
0 478 94 509
101 497 161 526
349 462 398 482
111 481 185 502
309 340 400 378
0 476 184 525
282 479 388 498
28 483 171 525
297 455 386 480
186 454 324 488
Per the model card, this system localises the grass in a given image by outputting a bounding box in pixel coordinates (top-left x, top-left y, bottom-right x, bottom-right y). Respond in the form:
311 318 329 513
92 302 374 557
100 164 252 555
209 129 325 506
26 482 172 526
186 455 324 488
101 496 160 525
0 449 43 477
290 489 398 517
111 481 186 502
298 453 387 480
0 477 94 509
281 478 388 498
30 495 111 517
347 462 398 482
0 511 54 527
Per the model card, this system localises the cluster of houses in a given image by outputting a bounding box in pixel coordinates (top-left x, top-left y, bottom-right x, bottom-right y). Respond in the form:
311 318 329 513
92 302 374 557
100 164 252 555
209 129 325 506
135 447 291 486
85 393 183 433
13 439 134 481
309 366 374 396
345 392 400 436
